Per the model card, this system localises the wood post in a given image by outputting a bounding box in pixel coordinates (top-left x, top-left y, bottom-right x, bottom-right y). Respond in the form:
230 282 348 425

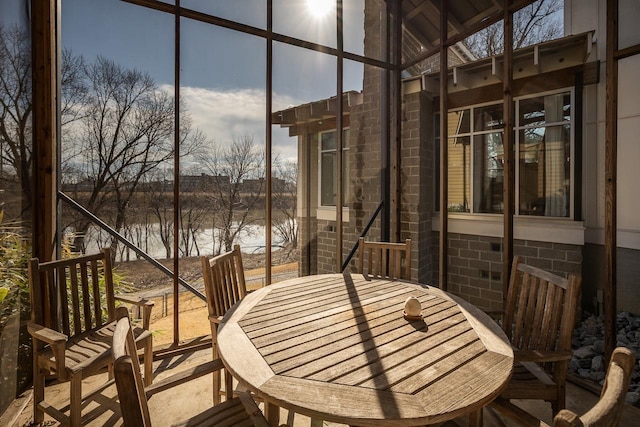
604 0 618 364
438 0 448 290
502 0 515 308
31 0 57 263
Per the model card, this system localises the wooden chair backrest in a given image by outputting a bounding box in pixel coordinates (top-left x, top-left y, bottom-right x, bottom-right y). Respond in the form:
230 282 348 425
554 347 636 427
28 248 116 338
113 307 152 427
504 256 581 376
201 245 247 320
358 237 412 280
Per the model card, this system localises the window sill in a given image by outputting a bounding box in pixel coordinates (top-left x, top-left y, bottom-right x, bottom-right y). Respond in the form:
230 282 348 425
432 213 585 245
317 206 350 222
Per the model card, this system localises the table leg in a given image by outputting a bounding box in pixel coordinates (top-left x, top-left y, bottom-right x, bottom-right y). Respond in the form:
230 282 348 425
265 402 280 426
310 418 323 427
469 408 483 427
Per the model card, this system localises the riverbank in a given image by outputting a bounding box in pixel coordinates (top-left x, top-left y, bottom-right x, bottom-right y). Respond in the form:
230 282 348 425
114 245 299 291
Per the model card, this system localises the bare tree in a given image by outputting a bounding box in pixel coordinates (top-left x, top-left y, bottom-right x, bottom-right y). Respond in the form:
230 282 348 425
178 199 206 257
62 56 204 254
0 25 86 220
199 135 265 254
0 25 31 213
273 160 297 249
464 0 563 58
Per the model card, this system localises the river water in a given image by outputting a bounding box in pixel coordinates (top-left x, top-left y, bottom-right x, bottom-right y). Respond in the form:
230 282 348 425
80 222 290 261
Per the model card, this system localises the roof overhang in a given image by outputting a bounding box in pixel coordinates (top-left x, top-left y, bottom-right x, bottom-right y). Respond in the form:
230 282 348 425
272 91 363 130
404 32 597 96
400 0 540 69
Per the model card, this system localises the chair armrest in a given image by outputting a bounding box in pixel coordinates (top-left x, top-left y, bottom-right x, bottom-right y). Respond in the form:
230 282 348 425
115 294 154 307
28 322 67 345
115 295 154 330
27 323 68 378
514 350 573 363
489 398 550 427
146 359 225 397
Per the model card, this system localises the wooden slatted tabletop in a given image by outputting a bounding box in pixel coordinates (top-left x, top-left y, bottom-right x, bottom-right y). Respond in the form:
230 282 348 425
217 273 513 426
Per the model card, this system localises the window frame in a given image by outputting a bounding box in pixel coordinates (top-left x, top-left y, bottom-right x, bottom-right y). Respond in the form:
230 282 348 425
318 128 350 209
437 87 576 220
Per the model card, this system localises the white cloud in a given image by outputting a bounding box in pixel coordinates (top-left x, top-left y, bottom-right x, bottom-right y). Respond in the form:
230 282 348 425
161 84 300 163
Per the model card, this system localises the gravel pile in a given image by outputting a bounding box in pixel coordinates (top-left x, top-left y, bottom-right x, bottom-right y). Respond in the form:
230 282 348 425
570 312 640 406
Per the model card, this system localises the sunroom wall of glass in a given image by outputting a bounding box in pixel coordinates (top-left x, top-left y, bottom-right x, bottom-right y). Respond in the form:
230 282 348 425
56 0 394 346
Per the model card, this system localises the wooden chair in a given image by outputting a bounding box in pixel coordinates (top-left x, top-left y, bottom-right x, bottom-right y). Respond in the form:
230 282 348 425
200 244 247 404
28 248 154 426
112 307 270 427
498 256 582 416
357 237 411 280
490 347 636 427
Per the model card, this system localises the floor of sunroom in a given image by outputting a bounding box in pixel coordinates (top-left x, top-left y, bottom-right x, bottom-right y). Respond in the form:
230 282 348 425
6 344 640 427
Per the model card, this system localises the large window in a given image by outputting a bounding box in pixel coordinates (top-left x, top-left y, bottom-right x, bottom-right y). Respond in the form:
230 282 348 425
319 129 349 207
439 89 574 218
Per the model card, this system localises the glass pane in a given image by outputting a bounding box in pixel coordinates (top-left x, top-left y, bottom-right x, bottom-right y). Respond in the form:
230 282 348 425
449 109 470 135
519 125 570 217
321 152 336 206
273 0 336 48
343 0 365 56
448 136 471 213
321 130 337 150
402 0 439 71
182 0 266 29
0 1 33 411
619 0 640 50
344 0 384 61
474 104 504 131
344 59 364 94
519 92 571 127
61 0 175 347
272 42 335 278
473 132 504 214
181 17 267 303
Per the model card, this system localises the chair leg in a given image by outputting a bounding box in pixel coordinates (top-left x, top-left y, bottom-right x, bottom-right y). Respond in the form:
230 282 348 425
265 402 281 426
212 369 221 404
224 368 233 400
69 374 82 427
32 362 45 424
212 345 221 405
143 336 153 386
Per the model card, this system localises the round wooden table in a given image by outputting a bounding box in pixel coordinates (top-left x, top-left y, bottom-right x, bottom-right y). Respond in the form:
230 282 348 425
217 273 513 426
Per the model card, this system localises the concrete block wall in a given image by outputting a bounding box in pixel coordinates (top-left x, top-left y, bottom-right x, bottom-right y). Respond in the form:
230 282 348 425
298 217 318 276
315 219 339 273
445 233 583 311
400 91 435 284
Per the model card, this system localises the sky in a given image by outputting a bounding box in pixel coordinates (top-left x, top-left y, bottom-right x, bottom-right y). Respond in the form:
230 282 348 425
58 0 367 163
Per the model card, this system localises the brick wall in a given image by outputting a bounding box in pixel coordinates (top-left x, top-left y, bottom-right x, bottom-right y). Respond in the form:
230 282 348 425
399 91 436 283
314 0 386 275
444 233 583 311
298 217 318 276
